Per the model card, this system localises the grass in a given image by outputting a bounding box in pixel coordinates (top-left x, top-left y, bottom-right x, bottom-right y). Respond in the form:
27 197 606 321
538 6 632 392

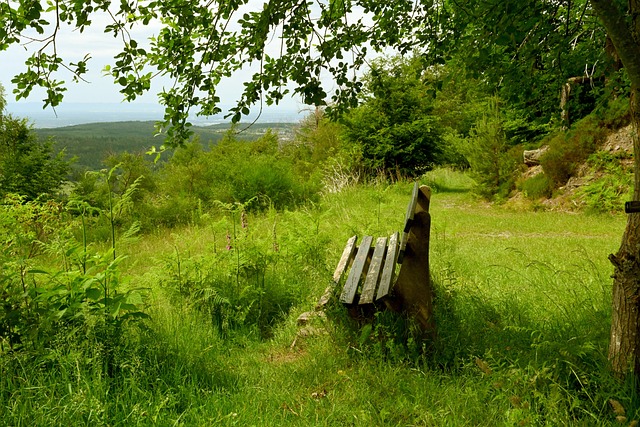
1 169 633 426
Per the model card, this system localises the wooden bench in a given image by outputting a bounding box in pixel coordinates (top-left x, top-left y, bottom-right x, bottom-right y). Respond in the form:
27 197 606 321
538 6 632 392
329 182 434 334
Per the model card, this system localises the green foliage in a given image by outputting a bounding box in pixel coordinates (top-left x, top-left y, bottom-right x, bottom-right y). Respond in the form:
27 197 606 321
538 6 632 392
447 1 610 126
287 108 343 179
160 207 321 340
36 121 295 170
0 114 70 200
341 56 444 178
69 165 145 242
594 91 631 129
519 173 554 200
2 0 613 147
163 247 300 340
576 151 634 213
457 97 520 198
0 194 147 356
161 131 319 213
541 116 606 187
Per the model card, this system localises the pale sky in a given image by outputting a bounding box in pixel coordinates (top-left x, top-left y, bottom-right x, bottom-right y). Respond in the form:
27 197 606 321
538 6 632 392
0 5 307 117
0 2 383 125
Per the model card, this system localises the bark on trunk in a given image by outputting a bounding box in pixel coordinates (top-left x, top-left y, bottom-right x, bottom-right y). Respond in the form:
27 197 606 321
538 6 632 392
589 0 640 378
608 88 640 375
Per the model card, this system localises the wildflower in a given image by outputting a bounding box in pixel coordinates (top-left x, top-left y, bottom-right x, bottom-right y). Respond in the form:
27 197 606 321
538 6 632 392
226 230 232 250
272 222 279 252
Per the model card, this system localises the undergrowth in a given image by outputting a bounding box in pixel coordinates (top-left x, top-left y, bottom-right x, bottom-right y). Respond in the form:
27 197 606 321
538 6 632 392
576 151 634 213
1 173 635 425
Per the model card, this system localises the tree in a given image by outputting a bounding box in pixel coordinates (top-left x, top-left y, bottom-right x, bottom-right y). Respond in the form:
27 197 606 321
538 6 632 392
3 0 640 379
588 0 640 377
0 85 70 199
458 97 518 198
341 56 443 178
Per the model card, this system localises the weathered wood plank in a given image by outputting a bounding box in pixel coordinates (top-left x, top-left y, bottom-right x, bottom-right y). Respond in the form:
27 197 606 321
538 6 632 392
359 237 387 305
398 183 431 265
333 235 358 283
398 230 409 265
403 182 420 233
392 185 435 336
377 232 399 300
416 185 431 213
340 235 373 304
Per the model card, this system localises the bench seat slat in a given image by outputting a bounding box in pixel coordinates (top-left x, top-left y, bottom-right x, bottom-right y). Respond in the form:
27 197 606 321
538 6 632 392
377 231 399 300
333 235 358 283
339 235 373 304
359 237 387 305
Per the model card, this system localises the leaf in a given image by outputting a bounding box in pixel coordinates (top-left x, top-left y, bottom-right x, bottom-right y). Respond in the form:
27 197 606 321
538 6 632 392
85 287 102 301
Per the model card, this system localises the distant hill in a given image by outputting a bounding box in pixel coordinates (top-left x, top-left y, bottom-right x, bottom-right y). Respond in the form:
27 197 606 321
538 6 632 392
36 121 297 170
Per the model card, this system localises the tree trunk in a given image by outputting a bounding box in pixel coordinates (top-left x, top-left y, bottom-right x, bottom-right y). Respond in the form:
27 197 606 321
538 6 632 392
589 0 640 377
608 89 640 375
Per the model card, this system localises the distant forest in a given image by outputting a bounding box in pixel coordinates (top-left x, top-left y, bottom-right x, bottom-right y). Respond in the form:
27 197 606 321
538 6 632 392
36 121 296 170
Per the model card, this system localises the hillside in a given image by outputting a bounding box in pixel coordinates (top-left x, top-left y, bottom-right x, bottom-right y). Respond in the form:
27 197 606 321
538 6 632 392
37 121 297 170
511 123 635 213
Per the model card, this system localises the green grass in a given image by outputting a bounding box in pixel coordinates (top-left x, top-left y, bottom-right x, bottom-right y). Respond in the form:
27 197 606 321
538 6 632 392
1 171 633 426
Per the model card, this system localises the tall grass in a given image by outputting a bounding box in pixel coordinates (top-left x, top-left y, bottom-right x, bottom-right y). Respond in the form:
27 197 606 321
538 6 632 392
1 170 634 425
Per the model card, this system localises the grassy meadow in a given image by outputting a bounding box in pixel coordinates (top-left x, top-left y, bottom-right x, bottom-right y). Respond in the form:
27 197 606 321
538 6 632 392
1 169 633 426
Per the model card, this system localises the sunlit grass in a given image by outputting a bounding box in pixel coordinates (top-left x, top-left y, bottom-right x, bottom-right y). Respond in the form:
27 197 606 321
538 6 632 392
2 171 634 425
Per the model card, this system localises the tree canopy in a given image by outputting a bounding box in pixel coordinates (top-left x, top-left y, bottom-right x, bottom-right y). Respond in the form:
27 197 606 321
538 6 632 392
2 0 613 143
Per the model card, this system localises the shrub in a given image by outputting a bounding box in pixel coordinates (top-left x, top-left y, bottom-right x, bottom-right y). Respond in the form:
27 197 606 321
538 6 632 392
540 116 606 187
520 173 554 200
458 97 520 198
0 195 147 357
163 235 304 339
0 113 70 200
596 95 630 129
145 130 322 222
340 56 445 179
227 155 317 210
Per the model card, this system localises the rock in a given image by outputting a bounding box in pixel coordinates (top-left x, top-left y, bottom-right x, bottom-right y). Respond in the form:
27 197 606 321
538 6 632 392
523 146 549 166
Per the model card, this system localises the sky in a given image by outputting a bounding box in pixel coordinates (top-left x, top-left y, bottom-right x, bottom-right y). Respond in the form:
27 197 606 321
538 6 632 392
0 2 383 127
0 5 309 125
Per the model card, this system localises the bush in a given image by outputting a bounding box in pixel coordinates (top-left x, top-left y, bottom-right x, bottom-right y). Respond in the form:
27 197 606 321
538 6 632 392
163 232 305 339
340 56 445 179
0 195 147 357
227 155 318 210
540 116 606 187
520 173 554 200
167 132 322 212
458 97 520 199
596 95 630 129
